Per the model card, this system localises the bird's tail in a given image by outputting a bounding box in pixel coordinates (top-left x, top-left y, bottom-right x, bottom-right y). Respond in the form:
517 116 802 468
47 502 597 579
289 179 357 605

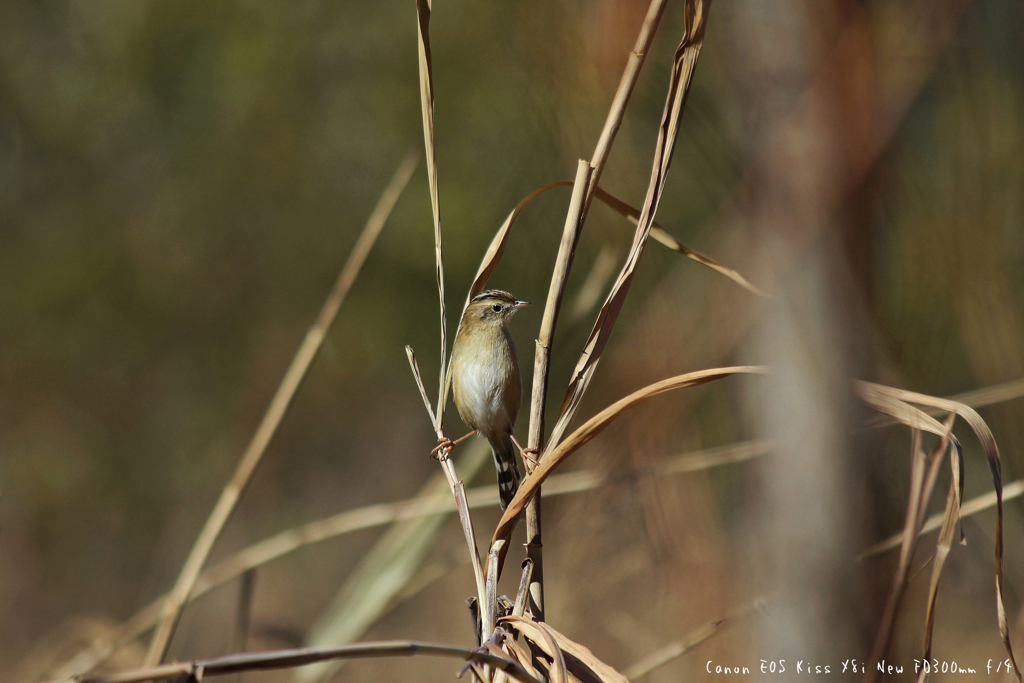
488 435 522 511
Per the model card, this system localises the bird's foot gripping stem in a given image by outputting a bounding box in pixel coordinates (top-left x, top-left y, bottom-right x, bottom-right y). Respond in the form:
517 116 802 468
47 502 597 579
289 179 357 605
510 435 541 473
431 431 474 460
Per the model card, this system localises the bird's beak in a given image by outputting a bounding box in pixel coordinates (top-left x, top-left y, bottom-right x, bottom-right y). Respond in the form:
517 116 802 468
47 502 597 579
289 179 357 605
514 300 532 308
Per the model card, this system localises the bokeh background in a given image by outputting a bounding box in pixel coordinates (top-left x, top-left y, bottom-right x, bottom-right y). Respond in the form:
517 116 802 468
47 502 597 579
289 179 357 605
2 0 1024 680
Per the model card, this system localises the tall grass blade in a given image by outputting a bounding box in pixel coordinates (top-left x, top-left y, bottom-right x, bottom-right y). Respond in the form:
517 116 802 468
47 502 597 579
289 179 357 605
140 151 418 666
415 0 447 429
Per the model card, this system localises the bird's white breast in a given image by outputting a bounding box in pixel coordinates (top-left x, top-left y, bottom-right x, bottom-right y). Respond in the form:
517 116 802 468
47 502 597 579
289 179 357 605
458 355 509 428
451 329 520 438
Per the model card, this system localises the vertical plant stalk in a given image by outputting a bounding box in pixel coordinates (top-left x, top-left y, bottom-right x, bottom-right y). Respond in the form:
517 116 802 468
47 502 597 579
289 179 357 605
867 420 953 679
548 0 712 450
142 152 419 666
232 569 256 656
582 0 668 217
415 0 448 428
515 0 668 626
513 560 534 618
411 0 494 645
483 539 506 640
522 160 593 621
497 0 711 606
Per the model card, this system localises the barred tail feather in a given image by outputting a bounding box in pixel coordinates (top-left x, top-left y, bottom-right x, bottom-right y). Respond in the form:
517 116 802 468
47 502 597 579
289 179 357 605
489 435 521 511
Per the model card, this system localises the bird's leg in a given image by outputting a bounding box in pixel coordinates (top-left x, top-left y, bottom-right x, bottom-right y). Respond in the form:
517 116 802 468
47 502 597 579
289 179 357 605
430 437 452 459
431 431 475 459
510 435 541 473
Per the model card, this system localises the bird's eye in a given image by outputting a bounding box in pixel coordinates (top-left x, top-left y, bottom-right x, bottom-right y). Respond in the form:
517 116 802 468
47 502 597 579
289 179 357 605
491 304 502 312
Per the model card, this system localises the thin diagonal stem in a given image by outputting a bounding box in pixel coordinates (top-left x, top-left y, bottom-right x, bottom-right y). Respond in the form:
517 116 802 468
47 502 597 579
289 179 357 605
141 151 418 665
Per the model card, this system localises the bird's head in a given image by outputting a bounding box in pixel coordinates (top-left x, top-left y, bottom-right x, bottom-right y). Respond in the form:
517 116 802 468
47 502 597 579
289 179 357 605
466 290 531 328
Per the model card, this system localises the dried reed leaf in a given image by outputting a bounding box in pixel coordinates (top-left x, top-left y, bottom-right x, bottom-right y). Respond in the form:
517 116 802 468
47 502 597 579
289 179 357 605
534 621 631 683
466 181 573 306
855 382 963 459
918 482 960 683
465 182 757 310
502 635 545 683
861 478 1024 558
547 1 713 451
868 420 954 675
623 595 771 679
498 616 568 683
492 366 765 560
591 187 766 297
856 381 1019 681
292 442 489 683
862 376 1024 430
415 0 447 428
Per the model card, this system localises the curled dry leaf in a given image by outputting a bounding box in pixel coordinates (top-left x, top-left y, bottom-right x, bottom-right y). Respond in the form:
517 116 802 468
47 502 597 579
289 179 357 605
491 366 766 568
500 632 545 683
498 616 569 683
499 616 630 683
867 420 954 678
854 381 964 501
540 621 631 683
855 381 1019 681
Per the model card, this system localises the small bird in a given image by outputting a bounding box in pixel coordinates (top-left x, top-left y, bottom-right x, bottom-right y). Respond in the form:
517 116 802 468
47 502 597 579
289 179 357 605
450 290 530 510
